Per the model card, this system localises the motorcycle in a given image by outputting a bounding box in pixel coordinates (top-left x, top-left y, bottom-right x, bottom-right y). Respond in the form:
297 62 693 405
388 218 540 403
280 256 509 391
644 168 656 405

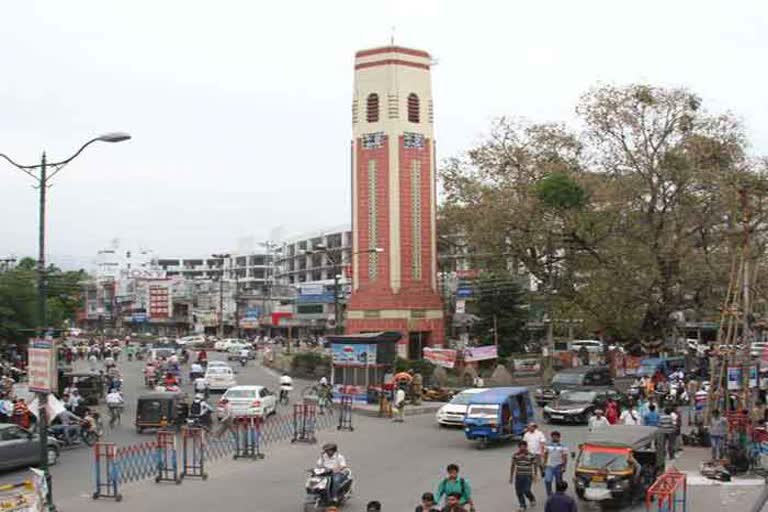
666 381 688 406
186 412 212 431
279 386 291 405
303 467 353 512
49 421 100 447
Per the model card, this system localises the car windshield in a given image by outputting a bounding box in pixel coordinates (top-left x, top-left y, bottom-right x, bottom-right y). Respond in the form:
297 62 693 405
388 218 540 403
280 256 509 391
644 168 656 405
580 449 629 471
450 392 479 405
553 373 583 385
467 405 499 418
559 391 597 403
225 389 257 398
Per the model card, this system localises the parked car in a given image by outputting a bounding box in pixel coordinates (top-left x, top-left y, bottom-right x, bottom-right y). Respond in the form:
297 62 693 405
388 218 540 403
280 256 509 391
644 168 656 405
571 340 604 353
542 388 625 424
435 388 488 427
204 366 237 392
216 385 277 419
0 423 60 470
534 366 613 406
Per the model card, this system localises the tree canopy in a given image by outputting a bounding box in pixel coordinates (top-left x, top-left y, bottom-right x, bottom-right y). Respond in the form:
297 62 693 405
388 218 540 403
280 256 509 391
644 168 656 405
441 84 768 341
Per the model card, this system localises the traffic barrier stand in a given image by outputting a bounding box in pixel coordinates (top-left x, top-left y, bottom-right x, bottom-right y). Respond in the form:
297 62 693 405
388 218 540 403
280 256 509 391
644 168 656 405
646 468 687 512
181 427 208 479
337 394 354 431
233 417 265 460
292 402 318 444
92 442 122 501
155 430 181 484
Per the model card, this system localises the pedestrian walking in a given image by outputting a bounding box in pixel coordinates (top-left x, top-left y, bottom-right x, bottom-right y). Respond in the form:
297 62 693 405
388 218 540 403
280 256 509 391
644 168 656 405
544 481 577 512
588 409 610 431
415 492 440 512
441 493 467 512
543 431 568 497
619 403 640 425
643 403 660 427
709 409 728 460
510 440 538 511
393 386 406 422
435 464 474 511
658 407 676 459
523 422 547 476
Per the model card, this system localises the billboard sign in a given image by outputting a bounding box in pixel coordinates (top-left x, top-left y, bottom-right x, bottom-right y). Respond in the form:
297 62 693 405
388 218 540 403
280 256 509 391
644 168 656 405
423 347 457 369
463 345 498 362
28 339 57 393
332 343 377 366
456 287 473 298
512 358 541 375
727 366 742 390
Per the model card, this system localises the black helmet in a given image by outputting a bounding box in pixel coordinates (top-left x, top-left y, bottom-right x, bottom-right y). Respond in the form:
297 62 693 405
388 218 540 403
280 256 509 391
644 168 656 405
322 443 337 454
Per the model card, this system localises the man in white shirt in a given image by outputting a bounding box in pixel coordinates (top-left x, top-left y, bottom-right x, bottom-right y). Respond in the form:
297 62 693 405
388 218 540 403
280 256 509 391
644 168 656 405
194 375 209 399
588 409 611 431
523 422 547 476
106 389 124 426
393 387 406 422
620 404 640 425
317 443 349 501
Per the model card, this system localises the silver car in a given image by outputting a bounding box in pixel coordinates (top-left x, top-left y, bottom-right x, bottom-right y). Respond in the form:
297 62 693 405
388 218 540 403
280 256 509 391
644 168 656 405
0 423 60 470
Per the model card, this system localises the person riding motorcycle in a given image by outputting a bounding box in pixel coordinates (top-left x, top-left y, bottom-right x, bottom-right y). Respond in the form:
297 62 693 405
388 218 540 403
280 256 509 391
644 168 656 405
105 388 124 425
239 347 250 367
190 362 204 380
50 409 85 445
189 393 214 428
279 372 293 403
197 349 208 366
316 443 349 501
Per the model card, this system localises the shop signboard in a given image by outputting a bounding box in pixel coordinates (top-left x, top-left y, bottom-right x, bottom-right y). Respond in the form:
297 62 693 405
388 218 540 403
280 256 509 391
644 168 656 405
332 343 377 366
727 366 742 390
750 365 758 388
28 339 56 393
423 347 457 369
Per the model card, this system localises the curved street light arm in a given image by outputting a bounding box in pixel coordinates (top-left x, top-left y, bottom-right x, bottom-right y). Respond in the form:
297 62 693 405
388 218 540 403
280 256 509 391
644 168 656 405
0 153 40 181
48 137 101 167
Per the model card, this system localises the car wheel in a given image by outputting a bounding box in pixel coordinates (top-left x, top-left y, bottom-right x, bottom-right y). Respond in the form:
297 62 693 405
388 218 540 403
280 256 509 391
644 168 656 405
47 446 59 466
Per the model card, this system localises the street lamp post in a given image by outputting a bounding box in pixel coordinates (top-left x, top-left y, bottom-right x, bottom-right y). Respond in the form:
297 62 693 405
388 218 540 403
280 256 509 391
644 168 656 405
212 253 230 338
307 245 382 335
0 132 131 512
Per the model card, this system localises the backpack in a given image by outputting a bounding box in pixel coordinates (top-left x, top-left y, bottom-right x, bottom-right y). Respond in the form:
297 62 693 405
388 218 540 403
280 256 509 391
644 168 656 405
190 400 202 416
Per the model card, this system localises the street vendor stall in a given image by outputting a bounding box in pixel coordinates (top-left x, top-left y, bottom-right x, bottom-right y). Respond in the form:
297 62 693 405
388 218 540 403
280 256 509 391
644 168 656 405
326 332 401 403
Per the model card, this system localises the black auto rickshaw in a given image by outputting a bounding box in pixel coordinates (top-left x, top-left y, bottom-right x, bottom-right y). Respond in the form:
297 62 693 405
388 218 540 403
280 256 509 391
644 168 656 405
573 425 664 506
57 371 105 406
135 391 189 433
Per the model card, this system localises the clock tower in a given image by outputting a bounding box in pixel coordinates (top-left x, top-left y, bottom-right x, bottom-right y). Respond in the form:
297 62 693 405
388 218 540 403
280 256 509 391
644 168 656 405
346 45 445 357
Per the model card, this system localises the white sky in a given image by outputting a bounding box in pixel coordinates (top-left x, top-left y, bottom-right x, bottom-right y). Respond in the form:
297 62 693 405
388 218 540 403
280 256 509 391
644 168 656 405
2 0 767 268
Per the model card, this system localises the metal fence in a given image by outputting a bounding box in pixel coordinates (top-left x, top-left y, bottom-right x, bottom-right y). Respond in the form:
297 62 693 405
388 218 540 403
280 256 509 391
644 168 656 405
93 404 340 500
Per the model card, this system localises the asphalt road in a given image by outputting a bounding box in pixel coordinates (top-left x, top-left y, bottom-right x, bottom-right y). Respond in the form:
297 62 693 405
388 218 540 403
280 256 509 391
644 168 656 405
3 356 764 511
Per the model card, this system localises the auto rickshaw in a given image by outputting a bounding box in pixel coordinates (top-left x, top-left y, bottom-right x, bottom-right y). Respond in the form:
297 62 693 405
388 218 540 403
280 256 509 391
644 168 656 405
463 387 534 448
573 425 664 506
135 391 189 433
57 371 105 406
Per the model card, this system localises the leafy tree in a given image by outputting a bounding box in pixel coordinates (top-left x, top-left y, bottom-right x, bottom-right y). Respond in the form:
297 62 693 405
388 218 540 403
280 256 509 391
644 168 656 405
441 84 766 341
469 272 528 355
0 258 87 341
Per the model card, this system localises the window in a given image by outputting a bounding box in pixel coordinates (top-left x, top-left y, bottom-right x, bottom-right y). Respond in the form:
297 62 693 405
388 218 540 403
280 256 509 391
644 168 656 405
298 304 324 315
407 93 420 123
366 93 380 123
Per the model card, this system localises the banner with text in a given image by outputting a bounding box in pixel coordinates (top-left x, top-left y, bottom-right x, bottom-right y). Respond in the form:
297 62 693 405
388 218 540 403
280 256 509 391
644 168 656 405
27 339 56 393
463 345 498 362
423 347 457 369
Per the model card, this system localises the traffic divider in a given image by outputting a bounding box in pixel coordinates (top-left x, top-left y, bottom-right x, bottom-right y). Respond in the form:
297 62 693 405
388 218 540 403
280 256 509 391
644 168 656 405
155 430 181 484
181 427 208 479
337 395 354 431
292 402 318 444
92 442 121 501
233 417 265 460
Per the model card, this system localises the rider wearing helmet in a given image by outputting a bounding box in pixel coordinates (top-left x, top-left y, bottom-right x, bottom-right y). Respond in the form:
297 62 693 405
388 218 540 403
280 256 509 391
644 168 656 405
317 443 348 500
189 393 213 427
279 372 293 402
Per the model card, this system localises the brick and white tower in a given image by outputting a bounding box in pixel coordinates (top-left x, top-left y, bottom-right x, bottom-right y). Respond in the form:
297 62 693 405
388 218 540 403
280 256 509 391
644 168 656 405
346 45 445 356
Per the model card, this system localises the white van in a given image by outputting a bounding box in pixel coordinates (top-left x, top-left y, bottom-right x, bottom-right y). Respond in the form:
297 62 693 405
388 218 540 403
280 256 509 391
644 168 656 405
570 340 604 353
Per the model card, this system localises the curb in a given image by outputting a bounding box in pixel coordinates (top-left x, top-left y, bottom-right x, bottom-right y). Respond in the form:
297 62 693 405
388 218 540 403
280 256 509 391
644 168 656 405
352 404 443 418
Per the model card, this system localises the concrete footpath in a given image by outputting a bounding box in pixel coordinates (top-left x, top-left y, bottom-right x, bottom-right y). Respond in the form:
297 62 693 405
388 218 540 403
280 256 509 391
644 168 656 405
59 411 768 512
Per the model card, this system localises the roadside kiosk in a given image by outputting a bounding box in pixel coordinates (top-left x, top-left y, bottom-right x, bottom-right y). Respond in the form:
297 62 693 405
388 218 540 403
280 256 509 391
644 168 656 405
326 332 401 403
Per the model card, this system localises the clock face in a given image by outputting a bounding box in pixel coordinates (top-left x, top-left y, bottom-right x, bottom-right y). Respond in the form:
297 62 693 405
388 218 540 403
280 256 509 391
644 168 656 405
362 132 385 149
403 132 425 149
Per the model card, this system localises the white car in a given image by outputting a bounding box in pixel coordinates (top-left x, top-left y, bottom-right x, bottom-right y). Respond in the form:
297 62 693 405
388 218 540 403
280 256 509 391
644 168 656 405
435 388 488 427
214 338 245 352
177 334 206 347
571 340 604 353
226 344 255 360
204 366 237 392
216 385 277 419
206 361 231 370
148 347 176 362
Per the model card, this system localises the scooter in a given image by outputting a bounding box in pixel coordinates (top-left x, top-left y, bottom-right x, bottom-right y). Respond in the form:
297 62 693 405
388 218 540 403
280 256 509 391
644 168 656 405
186 411 212 431
239 356 248 367
279 386 291 405
303 467 353 512
49 422 100 447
